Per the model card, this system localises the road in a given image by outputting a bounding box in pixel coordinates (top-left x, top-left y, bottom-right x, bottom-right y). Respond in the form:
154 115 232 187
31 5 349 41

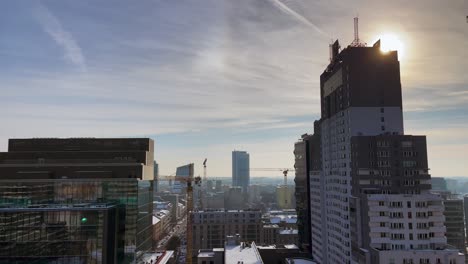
156 217 187 253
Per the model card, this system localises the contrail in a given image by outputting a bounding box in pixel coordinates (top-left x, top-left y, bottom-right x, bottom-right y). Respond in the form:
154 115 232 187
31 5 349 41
268 0 326 37
34 2 87 72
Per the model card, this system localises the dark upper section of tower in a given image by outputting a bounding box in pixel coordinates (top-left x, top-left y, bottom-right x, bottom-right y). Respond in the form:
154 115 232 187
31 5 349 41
320 41 402 119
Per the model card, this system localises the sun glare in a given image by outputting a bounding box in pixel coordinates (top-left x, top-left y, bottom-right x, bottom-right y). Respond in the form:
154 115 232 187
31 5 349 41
377 33 405 59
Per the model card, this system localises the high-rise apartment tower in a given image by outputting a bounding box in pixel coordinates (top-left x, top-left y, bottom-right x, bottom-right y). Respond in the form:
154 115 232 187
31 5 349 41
303 33 463 263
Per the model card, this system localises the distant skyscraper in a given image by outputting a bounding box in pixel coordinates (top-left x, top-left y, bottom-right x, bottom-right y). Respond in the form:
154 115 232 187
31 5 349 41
172 163 194 194
431 177 448 191
300 32 463 263
232 150 250 193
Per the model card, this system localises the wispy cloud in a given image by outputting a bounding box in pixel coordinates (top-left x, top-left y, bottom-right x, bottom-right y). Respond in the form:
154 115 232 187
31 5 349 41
34 2 86 71
1 0 467 176
267 0 327 37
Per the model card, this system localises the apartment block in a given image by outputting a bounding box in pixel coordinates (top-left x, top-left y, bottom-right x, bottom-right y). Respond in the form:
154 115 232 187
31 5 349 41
191 210 262 257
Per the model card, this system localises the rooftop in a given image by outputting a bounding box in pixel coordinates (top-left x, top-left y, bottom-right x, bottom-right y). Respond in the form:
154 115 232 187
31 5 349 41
225 242 263 264
285 258 317 264
140 251 174 264
279 229 298 235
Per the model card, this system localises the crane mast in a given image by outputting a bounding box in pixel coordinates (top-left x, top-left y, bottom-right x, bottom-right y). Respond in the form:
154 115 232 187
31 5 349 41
157 174 201 264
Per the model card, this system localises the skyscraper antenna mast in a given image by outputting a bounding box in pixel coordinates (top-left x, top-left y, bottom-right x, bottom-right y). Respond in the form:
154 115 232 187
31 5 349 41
350 17 366 47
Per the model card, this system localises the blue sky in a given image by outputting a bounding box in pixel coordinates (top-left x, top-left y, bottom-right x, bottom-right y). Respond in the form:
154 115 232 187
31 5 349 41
1 0 467 177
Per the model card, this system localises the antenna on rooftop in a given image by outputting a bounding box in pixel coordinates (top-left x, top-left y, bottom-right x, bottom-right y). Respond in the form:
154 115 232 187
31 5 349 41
350 16 367 47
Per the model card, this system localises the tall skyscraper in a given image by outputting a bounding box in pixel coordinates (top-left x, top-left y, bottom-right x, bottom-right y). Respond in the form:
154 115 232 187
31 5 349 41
232 150 250 193
303 34 463 263
0 138 155 263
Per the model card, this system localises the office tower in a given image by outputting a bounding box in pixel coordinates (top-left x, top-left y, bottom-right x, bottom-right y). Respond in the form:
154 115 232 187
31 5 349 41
0 138 155 263
232 151 250 193
304 36 463 263
172 163 194 194
191 209 262 257
431 177 448 191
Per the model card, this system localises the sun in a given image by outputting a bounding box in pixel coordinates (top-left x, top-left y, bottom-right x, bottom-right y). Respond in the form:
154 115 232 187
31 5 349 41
376 33 405 59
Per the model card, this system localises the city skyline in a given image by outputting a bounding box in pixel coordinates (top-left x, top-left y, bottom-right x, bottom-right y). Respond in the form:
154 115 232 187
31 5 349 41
1 1 467 178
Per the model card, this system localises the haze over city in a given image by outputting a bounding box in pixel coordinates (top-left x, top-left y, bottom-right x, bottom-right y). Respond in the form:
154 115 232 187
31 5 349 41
1 0 467 177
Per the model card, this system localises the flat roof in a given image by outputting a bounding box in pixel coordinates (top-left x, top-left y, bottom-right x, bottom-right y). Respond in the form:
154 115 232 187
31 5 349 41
225 242 263 264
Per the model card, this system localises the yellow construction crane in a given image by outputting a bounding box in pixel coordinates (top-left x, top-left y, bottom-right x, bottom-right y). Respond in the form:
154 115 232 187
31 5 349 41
157 174 201 264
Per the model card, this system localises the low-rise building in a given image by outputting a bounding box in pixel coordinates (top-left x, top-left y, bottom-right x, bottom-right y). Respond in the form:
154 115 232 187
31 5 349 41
278 229 299 245
192 209 262 256
197 248 224 264
225 236 262 264
153 209 172 245
261 224 280 245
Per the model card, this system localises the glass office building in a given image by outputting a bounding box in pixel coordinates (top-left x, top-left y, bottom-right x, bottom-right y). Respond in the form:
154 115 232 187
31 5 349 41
0 178 153 264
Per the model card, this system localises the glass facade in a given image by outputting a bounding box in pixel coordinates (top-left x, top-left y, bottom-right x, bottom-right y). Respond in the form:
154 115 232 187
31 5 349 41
0 205 123 264
0 178 153 264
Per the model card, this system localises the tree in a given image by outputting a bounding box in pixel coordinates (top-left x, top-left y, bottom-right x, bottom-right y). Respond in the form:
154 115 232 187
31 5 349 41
166 235 181 251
